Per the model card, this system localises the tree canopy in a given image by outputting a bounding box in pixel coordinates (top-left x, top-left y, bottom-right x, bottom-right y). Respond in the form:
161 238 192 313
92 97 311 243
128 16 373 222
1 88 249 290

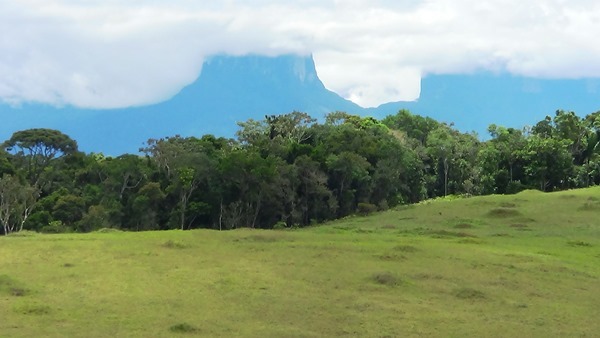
2 109 599 234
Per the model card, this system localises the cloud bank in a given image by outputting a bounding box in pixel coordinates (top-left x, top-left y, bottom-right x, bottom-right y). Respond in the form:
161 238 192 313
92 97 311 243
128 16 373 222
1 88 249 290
1 0 600 108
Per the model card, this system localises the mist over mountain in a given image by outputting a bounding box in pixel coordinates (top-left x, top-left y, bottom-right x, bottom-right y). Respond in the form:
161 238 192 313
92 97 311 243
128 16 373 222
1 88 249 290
373 73 600 134
2 54 600 155
0 54 361 155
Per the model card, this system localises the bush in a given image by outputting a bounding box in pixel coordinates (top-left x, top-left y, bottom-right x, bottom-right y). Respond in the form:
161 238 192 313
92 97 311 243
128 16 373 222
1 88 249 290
272 221 287 230
357 203 377 216
506 180 526 194
40 221 69 234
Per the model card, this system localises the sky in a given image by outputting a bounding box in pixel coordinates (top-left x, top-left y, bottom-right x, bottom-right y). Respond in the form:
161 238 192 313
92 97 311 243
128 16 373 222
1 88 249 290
1 0 600 109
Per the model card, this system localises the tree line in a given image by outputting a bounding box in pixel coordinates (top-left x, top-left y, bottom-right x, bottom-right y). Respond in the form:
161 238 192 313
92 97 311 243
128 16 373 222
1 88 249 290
1 109 600 234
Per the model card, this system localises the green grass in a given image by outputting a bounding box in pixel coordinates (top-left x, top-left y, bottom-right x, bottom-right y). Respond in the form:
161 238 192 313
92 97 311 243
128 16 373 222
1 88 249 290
1 187 600 337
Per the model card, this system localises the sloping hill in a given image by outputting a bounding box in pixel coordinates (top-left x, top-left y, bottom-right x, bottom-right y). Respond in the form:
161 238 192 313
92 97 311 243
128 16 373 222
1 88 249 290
1 188 599 337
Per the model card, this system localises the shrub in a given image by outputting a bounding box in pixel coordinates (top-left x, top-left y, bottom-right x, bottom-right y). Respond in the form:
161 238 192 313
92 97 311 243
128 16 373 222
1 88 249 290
6 230 37 237
506 181 526 194
40 221 69 234
357 203 377 216
272 221 287 230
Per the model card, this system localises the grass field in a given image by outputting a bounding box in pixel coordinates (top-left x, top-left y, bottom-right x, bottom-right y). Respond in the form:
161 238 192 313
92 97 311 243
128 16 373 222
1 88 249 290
1 188 600 337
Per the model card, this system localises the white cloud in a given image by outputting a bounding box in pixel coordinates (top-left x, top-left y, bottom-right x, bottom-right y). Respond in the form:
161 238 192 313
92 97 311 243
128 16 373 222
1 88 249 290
1 0 600 108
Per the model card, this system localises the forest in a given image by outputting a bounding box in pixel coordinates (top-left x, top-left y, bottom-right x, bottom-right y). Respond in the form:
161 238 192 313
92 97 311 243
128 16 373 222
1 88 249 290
1 109 600 235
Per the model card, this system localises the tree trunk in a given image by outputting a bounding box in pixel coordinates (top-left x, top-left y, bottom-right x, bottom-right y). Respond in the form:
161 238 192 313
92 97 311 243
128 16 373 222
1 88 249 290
219 199 223 231
251 191 262 229
443 158 449 196
180 193 187 230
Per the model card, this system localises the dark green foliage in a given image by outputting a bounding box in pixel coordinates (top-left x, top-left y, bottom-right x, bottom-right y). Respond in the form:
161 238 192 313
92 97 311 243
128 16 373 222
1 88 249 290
3 128 78 185
357 203 377 216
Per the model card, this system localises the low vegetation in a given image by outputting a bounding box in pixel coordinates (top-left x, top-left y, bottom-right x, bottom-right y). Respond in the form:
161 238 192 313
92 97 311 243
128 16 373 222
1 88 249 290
0 187 599 337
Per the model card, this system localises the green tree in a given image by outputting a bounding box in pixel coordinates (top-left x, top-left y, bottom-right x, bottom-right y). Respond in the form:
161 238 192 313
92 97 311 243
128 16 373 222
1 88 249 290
52 194 86 228
294 155 334 225
326 151 371 216
130 182 166 230
427 125 457 196
382 109 440 145
142 136 214 230
0 175 39 234
521 135 572 191
3 128 78 186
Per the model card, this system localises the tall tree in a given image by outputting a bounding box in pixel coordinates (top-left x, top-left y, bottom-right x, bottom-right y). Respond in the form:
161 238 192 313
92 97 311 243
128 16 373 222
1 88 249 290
0 175 39 234
427 125 457 196
3 128 78 186
142 136 214 230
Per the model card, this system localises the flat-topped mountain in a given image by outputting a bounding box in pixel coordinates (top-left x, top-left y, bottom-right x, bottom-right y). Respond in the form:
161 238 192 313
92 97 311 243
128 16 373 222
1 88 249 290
2 54 600 154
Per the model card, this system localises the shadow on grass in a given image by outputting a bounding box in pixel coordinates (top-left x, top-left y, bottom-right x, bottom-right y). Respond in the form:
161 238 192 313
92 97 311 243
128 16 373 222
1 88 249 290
14 304 51 315
371 272 402 287
429 230 477 238
510 223 533 231
169 323 200 334
567 240 593 247
579 201 600 211
393 245 420 253
454 287 486 300
236 233 289 243
487 208 522 218
0 275 29 297
162 240 189 249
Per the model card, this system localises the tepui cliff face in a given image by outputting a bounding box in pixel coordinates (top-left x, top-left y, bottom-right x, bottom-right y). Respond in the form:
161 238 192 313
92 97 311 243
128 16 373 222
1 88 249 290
2 54 600 154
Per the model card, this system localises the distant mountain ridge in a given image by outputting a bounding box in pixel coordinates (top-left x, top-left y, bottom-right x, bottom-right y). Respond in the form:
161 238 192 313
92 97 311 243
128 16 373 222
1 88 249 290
2 54 600 155
0 54 362 155
372 73 600 133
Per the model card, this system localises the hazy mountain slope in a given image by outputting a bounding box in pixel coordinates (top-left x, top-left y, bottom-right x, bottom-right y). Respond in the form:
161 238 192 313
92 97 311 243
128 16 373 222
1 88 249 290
371 73 600 134
2 55 600 154
0 55 361 155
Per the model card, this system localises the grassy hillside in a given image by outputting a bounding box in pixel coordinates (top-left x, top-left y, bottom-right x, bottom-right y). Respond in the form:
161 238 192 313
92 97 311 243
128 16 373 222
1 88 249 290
1 188 599 337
